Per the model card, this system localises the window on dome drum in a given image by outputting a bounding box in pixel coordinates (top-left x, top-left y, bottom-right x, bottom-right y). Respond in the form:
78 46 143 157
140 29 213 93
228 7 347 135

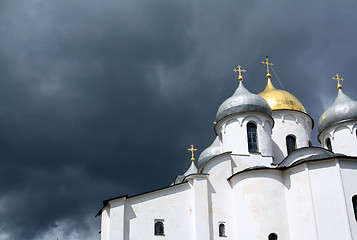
326 138 332 151
154 221 164 236
286 135 296 154
353 195 357 221
268 233 278 240
219 223 226 237
247 122 258 153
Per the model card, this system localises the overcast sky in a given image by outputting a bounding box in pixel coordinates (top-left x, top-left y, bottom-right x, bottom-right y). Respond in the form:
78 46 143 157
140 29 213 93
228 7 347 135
0 0 356 239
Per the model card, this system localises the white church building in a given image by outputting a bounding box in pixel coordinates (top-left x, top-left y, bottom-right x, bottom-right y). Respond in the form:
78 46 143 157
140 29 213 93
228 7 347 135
96 58 357 240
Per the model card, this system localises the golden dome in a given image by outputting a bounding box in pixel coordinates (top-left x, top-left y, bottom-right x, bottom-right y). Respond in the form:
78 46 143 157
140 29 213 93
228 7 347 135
258 78 307 113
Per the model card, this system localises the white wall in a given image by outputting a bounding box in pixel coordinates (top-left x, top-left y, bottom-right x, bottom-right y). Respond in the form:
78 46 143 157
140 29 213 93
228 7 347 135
319 121 357 157
230 170 290 240
216 112 273 167
284 165 318 240
126 183 193 240
101 206 110 240
204 155 235 240
284 160 356 240
271 110 313 164
231 154 273 173
339 160 357 239
308 161 352 240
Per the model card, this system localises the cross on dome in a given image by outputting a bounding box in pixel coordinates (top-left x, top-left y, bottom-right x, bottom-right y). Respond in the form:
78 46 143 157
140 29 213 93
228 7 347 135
332 74 344 89
187 144 197 162
261 56 274 79
233 65 246 82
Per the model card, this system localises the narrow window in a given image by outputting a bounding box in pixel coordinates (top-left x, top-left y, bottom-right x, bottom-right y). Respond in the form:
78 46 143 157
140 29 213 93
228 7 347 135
219 223 226 237
286 135 296 154
308 140 312 147
247 122 258 153
353 195 357 221
326 138 332 151
154 221 164 236
268 233 278 240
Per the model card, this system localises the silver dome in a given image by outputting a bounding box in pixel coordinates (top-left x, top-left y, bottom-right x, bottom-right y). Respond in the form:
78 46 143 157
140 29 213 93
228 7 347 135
197 137 221 168
183 161 198 176
318 89 357 133
216 81 272 123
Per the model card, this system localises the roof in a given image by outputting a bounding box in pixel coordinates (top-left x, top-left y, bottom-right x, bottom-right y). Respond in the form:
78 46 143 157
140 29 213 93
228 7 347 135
318 89 357 133
95 181 188 217
216 81 272 123
259 78 307 114
228 153 356 181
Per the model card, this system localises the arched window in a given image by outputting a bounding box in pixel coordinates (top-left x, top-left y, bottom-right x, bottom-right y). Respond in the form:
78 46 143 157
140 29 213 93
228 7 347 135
219 223 226 237
286 135 296 154
308 140 312 147
326 138 332 151
154 221 164 236
268 233 278 240
353 195 357 221
247 122 258 153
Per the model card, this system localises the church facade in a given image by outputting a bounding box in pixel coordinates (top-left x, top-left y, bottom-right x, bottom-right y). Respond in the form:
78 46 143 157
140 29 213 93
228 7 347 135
96 58 357 240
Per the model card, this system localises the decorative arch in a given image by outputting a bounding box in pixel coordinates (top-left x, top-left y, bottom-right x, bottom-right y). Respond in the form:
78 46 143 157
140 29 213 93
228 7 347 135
241 115 262 127
273 113 283 120
223 118 240 133
263 120 272 135
323 132 333 143
282 113 296 123
307 120 312 129
332 124 352 137
297 116 307 127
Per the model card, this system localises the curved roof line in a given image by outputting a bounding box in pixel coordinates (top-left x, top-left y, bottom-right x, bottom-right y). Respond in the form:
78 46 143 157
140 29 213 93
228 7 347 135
227 154 355 182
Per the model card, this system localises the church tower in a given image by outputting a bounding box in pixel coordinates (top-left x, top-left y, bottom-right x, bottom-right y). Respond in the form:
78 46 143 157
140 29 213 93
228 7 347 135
318 74 357 156
258 57 313 164
213 65 274 172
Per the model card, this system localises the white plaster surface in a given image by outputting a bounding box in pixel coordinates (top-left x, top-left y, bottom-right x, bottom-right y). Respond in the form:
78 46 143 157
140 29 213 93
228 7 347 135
319 121 357 157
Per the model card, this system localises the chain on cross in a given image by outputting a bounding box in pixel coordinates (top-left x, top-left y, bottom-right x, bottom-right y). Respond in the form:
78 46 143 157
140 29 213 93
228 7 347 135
187 144 197 162
332 74 344 89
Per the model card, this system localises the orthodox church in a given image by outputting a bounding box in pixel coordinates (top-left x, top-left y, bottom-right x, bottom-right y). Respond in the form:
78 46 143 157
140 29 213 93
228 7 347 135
96 58 357 240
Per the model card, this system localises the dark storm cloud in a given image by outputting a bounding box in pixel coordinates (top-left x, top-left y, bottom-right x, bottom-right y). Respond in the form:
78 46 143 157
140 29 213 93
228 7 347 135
0 0 356 239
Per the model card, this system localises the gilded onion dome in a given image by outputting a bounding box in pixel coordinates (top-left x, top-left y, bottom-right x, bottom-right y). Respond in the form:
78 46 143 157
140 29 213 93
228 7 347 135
216 81 272 122
197 137 221 168
318 88 357 133
259 78 307 114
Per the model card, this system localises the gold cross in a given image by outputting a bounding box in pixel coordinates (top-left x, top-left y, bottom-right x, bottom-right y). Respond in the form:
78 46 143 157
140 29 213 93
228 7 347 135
261 56 274 77
187 144 197 162
332 74 344 89
233 65 246 81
